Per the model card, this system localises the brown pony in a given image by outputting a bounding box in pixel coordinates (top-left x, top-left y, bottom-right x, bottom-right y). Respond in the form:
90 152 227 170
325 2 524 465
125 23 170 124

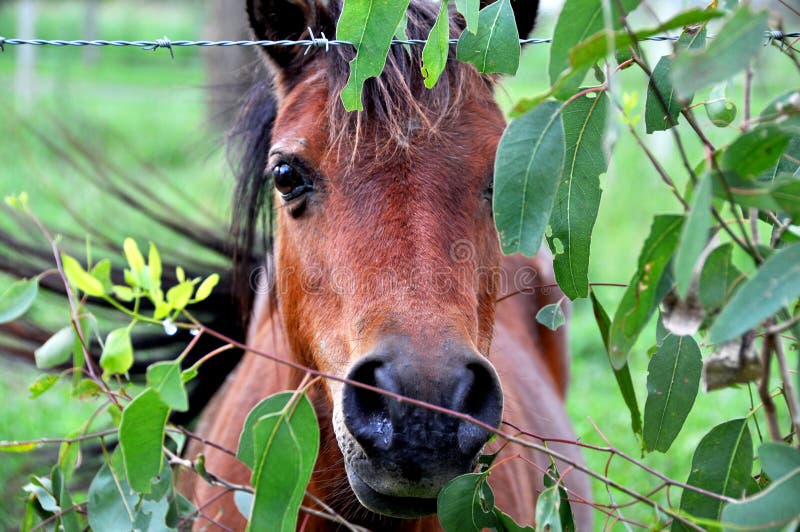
184 0 592 529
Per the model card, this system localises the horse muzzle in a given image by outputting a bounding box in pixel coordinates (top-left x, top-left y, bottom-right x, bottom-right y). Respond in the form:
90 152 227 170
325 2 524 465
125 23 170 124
338 338 503 518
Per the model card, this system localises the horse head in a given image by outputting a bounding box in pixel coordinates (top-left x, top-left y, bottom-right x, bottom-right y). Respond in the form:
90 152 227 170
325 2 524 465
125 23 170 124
244 0 538 518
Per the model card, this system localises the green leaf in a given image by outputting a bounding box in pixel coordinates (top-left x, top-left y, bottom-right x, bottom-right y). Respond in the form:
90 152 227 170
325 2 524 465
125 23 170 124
437 473 498 531
0 277 39 323
699 244 743 312
494 509 535 531
645 56 682 133
722 126 791 180
1 441 40 452
34 326 75 369
148 242 162 292
543 464 576 532
643 334 702 453
193 274 219 303
88 461 138 531
705 83 737 127
758 90 800 136
710 242 800 343
61 254 105 297
246 393 319 532
759 442 800 482
672 5 768 99
166 281 194 313
456 0 519 74
51 466 81 532
337 0 411 111
146 361 189 412
590 289 642 436
721 466 800 531
494 101 565 256
90 259 113 294
674 172 713 298
608 215 683 367
119 388 170 494
29 374 60 398
548 91 609 299
673 419 753 531
535 485 564 532
569 9 724 75
548 0 641 98
123 237 145 274
536 302 566 331
421 0 451 89
100 327 134 377
24 476 59 512
771 174 800 220
455 0 479 33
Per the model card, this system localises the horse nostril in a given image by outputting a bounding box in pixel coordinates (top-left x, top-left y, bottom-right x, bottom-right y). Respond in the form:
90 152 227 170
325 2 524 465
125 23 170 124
342 359 396 453
454 362 503 457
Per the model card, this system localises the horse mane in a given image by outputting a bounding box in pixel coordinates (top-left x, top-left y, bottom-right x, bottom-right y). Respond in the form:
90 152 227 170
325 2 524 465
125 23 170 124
230 0 493 316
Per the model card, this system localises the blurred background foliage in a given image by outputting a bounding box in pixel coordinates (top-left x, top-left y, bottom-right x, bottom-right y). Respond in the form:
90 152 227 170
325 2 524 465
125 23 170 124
0 0 796 528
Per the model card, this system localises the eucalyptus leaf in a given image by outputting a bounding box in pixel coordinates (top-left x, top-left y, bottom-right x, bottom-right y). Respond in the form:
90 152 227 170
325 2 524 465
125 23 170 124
548 91 609 300
590 289 642 436
456 0 519 75
721 466 800 532
455 0 479 33
674 172 713 299
535 485 563 532
608 215 683 367
437 472 498 531
536 302 566 331
421 0 451 89
710 242 800 343
722 126 791 180
759 442 800 482
29 374 60 399
337 0 411 111
643 334 702 453
61 254 105 297
0 277 39 323
673 419 753 531
88 462 138 531
100 327 134 377
147 360 189 412
119 388 170 494
645 56 681 133
672 5 767 98
34 326 75 369
494 101 565 256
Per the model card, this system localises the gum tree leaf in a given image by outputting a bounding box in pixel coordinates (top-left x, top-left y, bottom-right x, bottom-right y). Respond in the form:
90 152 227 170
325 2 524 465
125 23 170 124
100 327 134 377
437 473 498 531
88 462 138 531
456 0 519 75
535 485 563 532
590 289 642 436
34 326 75 369
146 361 188 412
119 388 170 494
421 0 451 89
759 442 800 482
166 281 194 313
699 244 743 312
193 274 219 303
710 242 800 344
672 5 768 98
337 0 411 111
643 334 702 453
722 126 791 180
494 510 535 531
674 172 713 298
645 56 681 133
569 9 724 75
548 0 641 98
90 259 113 294
247 393 319 532
757 90 800 136
494 101 565 256
29 374 60 398
123 237 145 274
61 255 105 297
455 0 479 33
673 419 753 531
721 466 800 531
609 215 683 367
548 91 609 300
543 464 576 532
536 302 566 331
0 277 39 323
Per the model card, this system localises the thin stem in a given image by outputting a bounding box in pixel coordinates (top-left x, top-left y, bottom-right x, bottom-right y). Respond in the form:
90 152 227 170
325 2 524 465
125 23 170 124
759 334 782 441
771 335 800 445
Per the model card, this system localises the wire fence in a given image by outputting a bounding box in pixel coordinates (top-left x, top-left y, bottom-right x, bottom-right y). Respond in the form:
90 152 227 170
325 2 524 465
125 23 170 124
0 31 797 58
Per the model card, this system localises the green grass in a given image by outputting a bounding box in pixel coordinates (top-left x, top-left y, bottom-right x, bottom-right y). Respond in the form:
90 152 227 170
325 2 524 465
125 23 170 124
0 1 797 530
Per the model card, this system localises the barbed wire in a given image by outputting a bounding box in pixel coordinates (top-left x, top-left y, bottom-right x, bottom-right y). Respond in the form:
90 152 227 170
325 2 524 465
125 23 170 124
0 31 797 57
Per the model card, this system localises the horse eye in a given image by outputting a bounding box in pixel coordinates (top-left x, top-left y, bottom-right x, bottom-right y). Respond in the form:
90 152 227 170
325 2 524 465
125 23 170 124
270 163 312 200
